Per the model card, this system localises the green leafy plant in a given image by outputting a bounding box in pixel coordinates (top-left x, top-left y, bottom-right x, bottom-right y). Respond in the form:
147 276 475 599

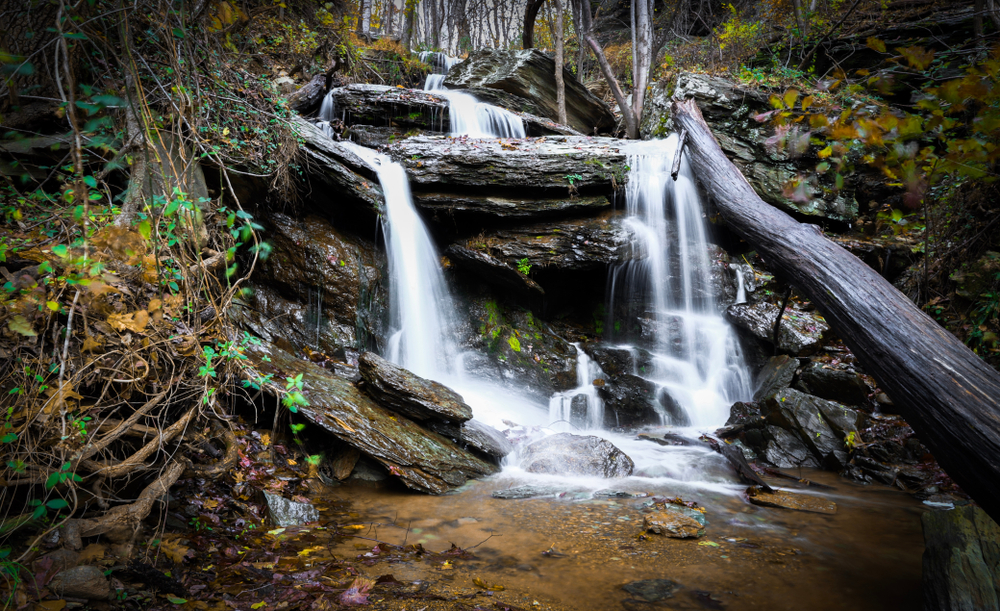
516 258 532 275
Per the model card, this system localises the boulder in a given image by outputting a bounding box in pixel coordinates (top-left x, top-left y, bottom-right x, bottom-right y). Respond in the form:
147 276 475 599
725 301 829 356
747 486 838 514
922 505 1000 611
48 565 111 600
663 72 858 223
444 49 616 134
358 351 473 423
753 354 799 401
797 361 871 406
426 419 514 459
762 425 820 468
444 244 544 300
245 343 497 494
643 506 706 538
582 343 654 378
598 373 662 429
766 388 859 468
492 485 562 500
264 491 320 527
518 433 634 477
388 135 627 193
726 401 764 427
230 212 385 357
623 579 683 603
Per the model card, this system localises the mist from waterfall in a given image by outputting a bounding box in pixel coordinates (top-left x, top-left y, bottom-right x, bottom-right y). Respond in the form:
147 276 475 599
606 135 753 427
419 52 526 139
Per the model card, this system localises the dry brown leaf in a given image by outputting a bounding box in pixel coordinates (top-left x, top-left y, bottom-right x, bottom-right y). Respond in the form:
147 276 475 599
43 382 83 413
107 311 150 333
85 280 118 297
78 543 106 563
158 539 190 564
82 334 104 353
36 600 67 611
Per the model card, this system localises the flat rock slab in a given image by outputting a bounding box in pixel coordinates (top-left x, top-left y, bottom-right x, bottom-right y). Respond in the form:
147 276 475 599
519 433 634 477
388 135 627 192
414 192 610 222
264 491 319 527
492 485 562 500
359 351 473 423
245 343 496 494
293 116 385 216
623 579 683 603
427 418 514 459
643 506 707 538
747 486 838 514
444 244 544 299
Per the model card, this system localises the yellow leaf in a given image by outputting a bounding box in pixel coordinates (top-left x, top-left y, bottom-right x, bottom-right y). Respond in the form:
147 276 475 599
222 128 230 136
203 499 220 510
46 301 60 312
473 577 505 591
783 89 799 110
866 37 886 53
332 417 355 433
36 600 67 611
818 146 833 159
159 539 190 564
287 459 297 466
107 310 150 333
260 433 271 446
251 602 267 609
801 95 814 111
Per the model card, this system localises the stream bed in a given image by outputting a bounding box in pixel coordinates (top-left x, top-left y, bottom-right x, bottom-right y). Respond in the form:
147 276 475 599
316 468 925 611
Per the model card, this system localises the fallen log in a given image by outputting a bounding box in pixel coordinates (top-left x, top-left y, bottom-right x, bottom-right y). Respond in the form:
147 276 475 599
672 97 1000 523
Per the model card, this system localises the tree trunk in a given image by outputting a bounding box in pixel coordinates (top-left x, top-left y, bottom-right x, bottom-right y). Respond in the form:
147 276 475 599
671 97 1000 525
792 0 808 36
357 0 369 36
522 0 545 49
632 0 652 121
401 1 415 50
571 0 638 137
554 0 566 124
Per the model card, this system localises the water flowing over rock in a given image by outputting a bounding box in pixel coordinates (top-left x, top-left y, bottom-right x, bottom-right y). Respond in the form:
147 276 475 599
358 351 473 423
725 301 829 356
444 49 616 134
245 343 497 494
518 433 634 477
921 505 1000 611
642 72 858 223
287 74 329 113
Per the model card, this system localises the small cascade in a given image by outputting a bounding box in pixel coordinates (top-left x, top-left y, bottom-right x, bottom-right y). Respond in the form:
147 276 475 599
607 135 753 427
735 266 747 305
548 345 605 431
337 141 458 380
420 52 525 138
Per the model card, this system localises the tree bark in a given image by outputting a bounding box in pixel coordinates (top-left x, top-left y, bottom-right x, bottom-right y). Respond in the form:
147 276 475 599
401 1 415 50
632 0 652 122
672 97 1000 525
522 0 545 49
554 0 566 125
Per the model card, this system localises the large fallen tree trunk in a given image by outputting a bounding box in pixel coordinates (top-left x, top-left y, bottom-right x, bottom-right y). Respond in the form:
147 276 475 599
672 98 1000 523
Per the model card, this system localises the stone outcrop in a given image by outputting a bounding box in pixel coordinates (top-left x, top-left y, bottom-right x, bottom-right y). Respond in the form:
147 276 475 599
444 49 616 134
765 388 860 469
358 351 473 423
518 433 634 477
725 301 829 356
444 244 544 300
922 505 1000 611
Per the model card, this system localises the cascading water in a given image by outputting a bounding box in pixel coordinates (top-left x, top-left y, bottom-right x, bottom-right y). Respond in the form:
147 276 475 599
607 135 753 427
420 52 525 139
548 345 605 430
337 141 458 381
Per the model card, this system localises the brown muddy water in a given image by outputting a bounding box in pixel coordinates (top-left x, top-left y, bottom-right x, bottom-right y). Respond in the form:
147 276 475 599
320 470 925 611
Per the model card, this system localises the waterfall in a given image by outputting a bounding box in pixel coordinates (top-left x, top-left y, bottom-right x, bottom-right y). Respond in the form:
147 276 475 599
735 266 747 305
608 135 753 427
548 345 605 430
420 52 525 139
338 141 458 380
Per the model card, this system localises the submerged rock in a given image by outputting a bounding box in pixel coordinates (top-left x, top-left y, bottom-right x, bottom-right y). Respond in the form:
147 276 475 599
264 491 320 527
622 579 683 603
444 49 615 134
725 301 829 356
245 343 497 494
747 486 838 514
643 505 707 538
519 433 634 477
358 351 473 423
492 485 562 500
921 505 1000 611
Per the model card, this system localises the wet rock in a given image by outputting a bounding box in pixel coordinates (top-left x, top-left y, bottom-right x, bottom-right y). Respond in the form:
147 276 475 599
747 486 838 514
346 125 414 148
460 211 633 273
519 433 634 477
726 401 764 427
328 445 361 480
293 116 386 219
639 80 674 139
797 361 871 406
230 212 385 356
264 491 320 527
725 301 829 356
245 343 497 494
753 354 798 401
444 49 616 134
850 455 899 486
597 374 661 429
48 565 111 600
922 505 1000 611
347 455 391 485
389 135 627 193
643 506 707 538
594 490 649 498
287 74 329 113
415 192 610 225
622 579 682 602
358 352 473 423
444 244 544 300
762 425 820 469
660 72 858 223
492 485 562 500
657 388 691 427
766 388 855 468
638 432 698 447
582 343 654 378
717 441 772 491
426 419 514 459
